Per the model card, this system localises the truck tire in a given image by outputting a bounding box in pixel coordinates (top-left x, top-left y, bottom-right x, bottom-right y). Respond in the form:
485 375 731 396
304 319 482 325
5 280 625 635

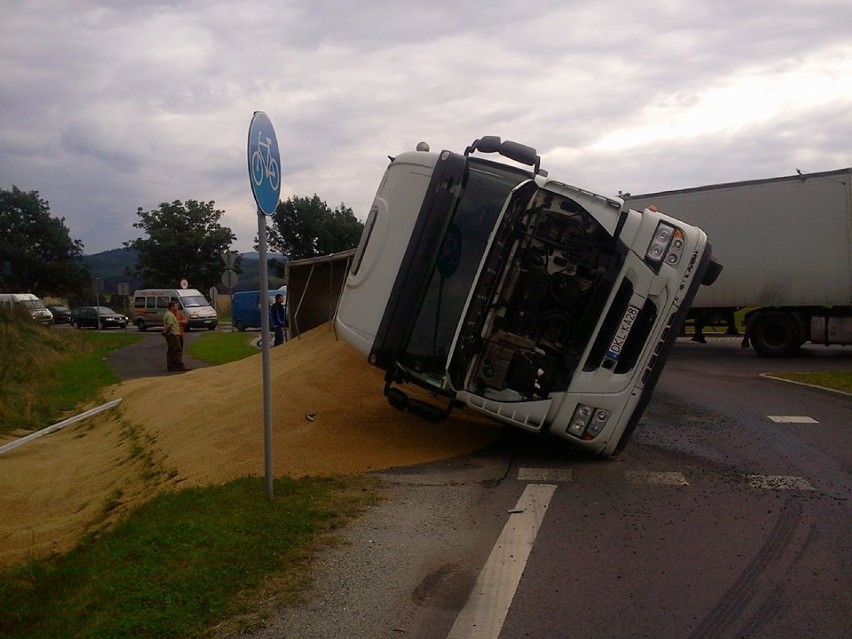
136 319 147 332
234 320 245 332
749 311 801 357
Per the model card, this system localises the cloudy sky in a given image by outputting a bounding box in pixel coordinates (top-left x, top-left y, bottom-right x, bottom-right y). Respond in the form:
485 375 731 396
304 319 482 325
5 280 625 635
2 0 851 255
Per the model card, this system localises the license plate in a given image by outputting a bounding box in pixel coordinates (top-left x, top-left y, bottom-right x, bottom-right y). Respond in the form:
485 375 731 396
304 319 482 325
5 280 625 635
606 304 640 361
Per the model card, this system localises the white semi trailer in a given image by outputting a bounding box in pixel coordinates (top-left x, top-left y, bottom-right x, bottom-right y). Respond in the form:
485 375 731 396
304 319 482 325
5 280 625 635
334 137 720 455
625 168 852 357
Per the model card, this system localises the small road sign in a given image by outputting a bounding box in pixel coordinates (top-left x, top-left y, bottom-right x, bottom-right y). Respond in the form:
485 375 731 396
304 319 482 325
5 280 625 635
248 111 281 215
221 269 239 288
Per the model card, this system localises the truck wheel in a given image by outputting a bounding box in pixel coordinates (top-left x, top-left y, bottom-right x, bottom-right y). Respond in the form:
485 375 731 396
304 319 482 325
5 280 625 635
136 319 147 332
234 320 245 332
750 312 801 357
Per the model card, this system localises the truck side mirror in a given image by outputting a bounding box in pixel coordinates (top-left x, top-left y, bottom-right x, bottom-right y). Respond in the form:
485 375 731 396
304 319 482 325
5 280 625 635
476 135 502 153
465 136 543 175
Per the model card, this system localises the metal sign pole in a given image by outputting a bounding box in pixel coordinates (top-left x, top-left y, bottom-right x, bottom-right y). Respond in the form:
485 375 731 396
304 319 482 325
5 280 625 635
258 209 274 500
247 110 281 501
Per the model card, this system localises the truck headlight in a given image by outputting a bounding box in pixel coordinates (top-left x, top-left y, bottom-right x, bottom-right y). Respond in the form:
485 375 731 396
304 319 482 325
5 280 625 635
646 222 685 268
567 404 611 439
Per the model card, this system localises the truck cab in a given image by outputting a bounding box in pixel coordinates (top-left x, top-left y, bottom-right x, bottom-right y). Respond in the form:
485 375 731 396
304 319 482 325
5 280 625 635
335 137 720 455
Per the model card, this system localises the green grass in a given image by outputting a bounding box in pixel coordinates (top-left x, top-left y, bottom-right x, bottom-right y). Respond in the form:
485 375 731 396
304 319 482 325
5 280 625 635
767 371 852 394
0 314 142 435
0 475 380 639
51 333 142 405
187 329 259 364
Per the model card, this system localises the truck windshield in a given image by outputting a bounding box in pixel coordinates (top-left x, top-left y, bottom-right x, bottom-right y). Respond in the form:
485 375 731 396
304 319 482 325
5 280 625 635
399 160 530 381
400 170 626 398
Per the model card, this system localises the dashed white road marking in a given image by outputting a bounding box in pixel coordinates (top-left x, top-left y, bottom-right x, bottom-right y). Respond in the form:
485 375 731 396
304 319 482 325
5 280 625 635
747 474 815 491
767 415 819 423
626 470 689 486
517 467 573 482
447 483 556 639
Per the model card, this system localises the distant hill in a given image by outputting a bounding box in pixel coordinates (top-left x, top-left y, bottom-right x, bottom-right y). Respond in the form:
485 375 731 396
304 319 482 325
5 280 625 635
79 249 285 295
78 248 141 293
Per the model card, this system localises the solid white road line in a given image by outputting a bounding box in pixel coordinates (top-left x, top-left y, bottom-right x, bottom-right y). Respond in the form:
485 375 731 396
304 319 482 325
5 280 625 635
766 415 819 423
447 483 556 639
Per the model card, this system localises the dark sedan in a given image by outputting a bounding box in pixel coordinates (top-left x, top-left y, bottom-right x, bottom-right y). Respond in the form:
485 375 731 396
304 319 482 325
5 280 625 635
71 306 129 330
47 304 72 324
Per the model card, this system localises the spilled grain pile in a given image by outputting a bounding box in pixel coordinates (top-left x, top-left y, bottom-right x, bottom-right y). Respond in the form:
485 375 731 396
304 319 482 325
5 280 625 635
0 324 500 567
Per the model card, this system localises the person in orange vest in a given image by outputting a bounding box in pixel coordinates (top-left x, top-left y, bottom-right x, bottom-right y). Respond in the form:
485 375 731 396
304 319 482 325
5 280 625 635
175 304 188 352
162 301 187 371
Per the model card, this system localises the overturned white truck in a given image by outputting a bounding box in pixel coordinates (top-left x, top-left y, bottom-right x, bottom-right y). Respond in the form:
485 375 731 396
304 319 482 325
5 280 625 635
334 137 720 455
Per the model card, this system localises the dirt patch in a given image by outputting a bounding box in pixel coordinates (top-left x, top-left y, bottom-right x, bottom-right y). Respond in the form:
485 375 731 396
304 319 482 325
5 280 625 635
0 324 500 568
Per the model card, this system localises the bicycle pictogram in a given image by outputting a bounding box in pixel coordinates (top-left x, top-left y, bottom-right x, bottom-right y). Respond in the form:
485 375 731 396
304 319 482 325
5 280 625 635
251 131 280 191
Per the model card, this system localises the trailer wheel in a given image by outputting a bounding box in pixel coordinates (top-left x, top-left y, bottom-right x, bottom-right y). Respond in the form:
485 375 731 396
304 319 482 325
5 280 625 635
749 312 801 357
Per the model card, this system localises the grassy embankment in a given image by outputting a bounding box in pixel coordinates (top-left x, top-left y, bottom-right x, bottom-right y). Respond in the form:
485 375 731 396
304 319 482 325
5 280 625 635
0 312 379 638
767 371 852 394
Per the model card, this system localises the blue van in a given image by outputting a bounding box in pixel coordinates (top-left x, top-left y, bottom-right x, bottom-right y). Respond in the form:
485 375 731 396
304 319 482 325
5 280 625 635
231 288 286 332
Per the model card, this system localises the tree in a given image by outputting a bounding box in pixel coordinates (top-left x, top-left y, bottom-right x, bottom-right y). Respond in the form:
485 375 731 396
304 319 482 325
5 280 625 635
125 200 237 291
0 186 90 296
267 195 364 260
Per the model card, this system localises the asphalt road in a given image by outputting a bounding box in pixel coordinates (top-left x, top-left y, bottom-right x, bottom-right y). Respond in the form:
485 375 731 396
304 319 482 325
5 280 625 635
105 328 210 378
236 338 851 639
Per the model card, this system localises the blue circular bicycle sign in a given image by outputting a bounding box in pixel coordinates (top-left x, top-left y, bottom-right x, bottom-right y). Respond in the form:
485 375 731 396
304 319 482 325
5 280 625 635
247 111 281 215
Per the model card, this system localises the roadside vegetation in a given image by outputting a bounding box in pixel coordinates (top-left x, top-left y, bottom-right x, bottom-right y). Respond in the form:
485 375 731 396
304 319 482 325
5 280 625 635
187 327 259 364
1 476 379 639
1 314 380 638
767 371 852 394
0 309 142 435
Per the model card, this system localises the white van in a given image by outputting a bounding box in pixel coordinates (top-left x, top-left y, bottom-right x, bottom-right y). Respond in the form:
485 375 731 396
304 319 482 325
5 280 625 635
131 288 218 331
0 293 54 324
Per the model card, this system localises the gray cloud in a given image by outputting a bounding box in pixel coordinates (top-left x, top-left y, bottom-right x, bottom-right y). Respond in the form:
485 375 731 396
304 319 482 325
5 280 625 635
1 0 850 255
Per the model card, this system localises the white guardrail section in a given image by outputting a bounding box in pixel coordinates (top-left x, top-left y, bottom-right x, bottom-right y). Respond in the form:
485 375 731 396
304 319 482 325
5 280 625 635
0 399 122 456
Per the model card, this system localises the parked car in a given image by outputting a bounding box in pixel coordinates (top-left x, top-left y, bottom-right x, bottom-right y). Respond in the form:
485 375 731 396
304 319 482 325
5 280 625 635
47 304 72 324
71 306 129 330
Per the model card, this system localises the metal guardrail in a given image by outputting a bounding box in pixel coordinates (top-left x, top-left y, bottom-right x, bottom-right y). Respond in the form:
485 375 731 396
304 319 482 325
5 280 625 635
0 399 122 456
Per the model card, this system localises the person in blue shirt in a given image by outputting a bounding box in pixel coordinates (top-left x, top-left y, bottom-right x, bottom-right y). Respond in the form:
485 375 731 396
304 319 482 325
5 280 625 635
270 293 287 346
